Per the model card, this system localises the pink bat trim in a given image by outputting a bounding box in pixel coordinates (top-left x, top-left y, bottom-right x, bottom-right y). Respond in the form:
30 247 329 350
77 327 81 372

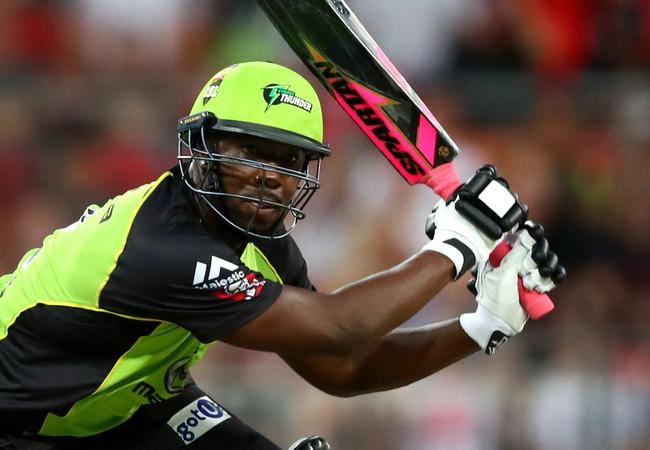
419 162 462 200
416 113 438 167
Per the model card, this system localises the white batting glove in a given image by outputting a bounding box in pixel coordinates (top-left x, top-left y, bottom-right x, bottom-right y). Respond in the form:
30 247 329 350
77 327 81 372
422 198 500 278
422 165 528 279
460 225 565 355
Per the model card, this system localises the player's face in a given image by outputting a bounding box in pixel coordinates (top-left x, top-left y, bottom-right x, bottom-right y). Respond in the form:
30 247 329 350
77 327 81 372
214 134 307 233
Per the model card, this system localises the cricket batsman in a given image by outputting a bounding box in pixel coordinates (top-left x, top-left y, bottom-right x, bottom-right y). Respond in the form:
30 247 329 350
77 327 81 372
0 62 564 449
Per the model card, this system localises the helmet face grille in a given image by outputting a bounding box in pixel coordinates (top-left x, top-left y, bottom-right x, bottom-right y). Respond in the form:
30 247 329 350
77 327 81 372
177 124 323 240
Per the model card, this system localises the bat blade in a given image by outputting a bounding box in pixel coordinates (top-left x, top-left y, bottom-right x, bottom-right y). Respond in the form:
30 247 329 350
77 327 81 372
259 0 555 320
257 0 459 185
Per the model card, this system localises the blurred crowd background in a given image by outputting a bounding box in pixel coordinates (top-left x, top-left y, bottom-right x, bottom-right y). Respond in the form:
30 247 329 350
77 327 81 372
1 1 648 449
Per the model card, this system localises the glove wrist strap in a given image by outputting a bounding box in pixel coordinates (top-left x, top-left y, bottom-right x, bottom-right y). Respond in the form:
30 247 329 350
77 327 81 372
422 235 477 279
460 305 512 355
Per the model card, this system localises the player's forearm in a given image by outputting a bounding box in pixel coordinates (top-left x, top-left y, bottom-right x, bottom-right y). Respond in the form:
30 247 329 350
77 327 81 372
326 250 454 352
337 320 478 395
223 250 454 356
282 319 478 397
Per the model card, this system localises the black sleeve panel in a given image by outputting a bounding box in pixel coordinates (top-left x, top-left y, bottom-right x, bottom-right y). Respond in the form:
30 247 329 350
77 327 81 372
253 234 316 291
99 177 282 343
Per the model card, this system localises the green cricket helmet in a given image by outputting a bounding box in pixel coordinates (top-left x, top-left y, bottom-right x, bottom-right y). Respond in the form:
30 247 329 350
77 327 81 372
177 62 330 239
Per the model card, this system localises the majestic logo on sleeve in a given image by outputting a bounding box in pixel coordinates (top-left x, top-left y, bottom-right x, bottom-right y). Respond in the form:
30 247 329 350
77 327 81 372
193 256 239 285
262 84 313 112
192 256 266 301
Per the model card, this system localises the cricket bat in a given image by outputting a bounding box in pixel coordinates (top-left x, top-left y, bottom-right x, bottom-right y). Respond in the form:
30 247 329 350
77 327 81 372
258 0 554 319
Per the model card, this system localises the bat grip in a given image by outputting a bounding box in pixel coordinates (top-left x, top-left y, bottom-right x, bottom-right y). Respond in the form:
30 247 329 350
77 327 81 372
421 163 555 320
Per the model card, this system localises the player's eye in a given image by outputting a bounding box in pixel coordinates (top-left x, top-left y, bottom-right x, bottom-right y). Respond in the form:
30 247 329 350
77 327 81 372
282 152 304 169
235 144 255 159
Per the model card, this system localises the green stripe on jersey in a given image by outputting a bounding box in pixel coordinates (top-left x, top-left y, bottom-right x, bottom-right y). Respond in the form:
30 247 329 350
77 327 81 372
0 173 172 436
40 323 207 436
0 171 284 437
0 174 168 337
240 243 283 283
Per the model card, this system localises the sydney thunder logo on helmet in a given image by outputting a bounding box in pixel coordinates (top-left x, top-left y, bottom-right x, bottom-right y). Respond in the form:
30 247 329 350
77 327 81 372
262 84 313 113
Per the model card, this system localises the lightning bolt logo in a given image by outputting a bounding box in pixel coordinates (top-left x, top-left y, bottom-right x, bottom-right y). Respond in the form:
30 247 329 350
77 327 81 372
262 84 292 112
261 84 313 113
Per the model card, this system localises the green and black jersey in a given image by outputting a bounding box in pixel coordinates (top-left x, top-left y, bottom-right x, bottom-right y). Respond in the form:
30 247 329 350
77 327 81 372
0 168 312 437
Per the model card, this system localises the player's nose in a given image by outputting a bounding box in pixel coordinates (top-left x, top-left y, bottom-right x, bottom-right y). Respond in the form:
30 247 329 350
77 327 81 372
254 171 282 190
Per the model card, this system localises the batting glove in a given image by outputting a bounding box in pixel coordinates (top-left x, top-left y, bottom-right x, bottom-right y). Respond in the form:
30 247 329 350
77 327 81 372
423 165 528 278
461 222 566 355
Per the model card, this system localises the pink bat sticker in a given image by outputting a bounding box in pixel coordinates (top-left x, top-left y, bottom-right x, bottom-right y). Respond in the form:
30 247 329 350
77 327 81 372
307 42 440 184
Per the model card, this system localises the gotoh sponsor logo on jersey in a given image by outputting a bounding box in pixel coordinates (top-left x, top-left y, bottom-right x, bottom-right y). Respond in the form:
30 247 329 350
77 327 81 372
192 256 266 301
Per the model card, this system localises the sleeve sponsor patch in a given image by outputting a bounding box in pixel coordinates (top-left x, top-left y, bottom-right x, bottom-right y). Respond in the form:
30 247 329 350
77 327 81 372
167 396 231 445
210 273 266 302
192 255 267 301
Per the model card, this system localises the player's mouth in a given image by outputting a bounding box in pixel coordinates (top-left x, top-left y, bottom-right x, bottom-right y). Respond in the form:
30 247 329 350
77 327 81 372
241 199 282 216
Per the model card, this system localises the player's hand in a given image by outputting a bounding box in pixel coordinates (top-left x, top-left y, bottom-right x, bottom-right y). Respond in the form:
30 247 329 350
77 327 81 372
460 223 566 355
423 165 528 278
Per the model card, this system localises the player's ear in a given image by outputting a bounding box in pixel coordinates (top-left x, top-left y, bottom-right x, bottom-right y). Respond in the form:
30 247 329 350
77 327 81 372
187 160 204 184
188 159 217 192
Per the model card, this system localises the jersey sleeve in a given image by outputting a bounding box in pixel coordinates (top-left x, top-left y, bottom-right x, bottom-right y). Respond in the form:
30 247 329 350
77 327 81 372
284 243 316 291
97 180 284 343
99 227 282 343
255 233 316 291
100 227 282 343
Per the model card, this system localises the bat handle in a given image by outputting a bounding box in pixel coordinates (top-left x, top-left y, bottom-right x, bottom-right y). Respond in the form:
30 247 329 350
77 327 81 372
488 242 555 320
421 163 555 320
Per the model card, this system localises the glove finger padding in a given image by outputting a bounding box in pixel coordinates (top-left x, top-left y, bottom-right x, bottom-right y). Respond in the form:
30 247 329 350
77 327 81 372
465 222 567 293
514 222 567 293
